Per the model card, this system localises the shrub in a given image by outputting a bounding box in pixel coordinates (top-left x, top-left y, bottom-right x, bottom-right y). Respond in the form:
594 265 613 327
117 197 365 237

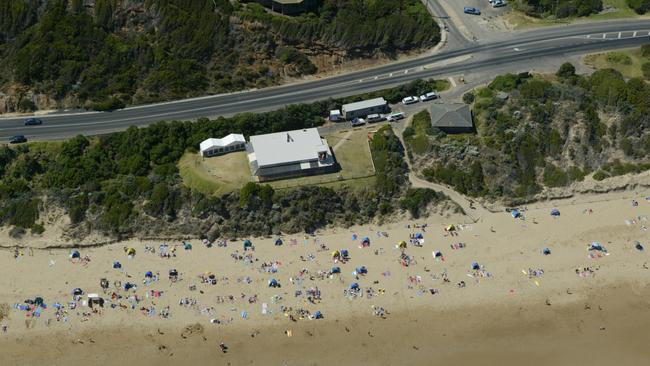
642 62 650 80
556 62 576 79
90 96 126 111
642 44 650 58
606 52 632 65
400 188 441 218
31 223 45 235
543 164 569 187
626 0 650 15
462 91 475 104
9 226 26 238
592 170 609 181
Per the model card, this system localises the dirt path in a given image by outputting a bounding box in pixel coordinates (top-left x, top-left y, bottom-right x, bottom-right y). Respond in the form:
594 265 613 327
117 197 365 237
392 116 489 223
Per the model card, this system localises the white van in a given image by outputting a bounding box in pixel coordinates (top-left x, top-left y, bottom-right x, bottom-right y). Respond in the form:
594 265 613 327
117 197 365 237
351 118 366 127
367 114 385 123
419 91 439 102
387 112 405 122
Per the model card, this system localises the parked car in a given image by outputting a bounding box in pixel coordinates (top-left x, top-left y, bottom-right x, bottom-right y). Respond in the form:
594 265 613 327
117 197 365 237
402 96 419 105
367 113 385 123
9 135 27 144
490 0 507 8
463 7 481 15
387 112 406 122
419 91 439 102
24 118 42 126
351 117 366 127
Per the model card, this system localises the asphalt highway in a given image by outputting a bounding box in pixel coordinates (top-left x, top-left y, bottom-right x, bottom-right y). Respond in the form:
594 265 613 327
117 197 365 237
1 19 649 141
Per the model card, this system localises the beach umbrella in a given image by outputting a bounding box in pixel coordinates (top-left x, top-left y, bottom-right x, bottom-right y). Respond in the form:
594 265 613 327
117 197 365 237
415 233 424 239
183 243 192 250
349 283 360 290
313 311 323 319
268 279 280 288
243 239 253 248
71 288 83 296
550 209 560 217
511 210 520 218
352 234 358 241
145 271 153 278
588 242 606 252
331 250 341 258
398 241 407 249
113 261 122 269
635 241 644 251
275 238 283 246
471 261 480 270
355 266 367 274
125 247 136 256
330 266 341 274
445 225 456 231
542 248 551 255
340 249 349 258
69 250 80 259
433 251 443 258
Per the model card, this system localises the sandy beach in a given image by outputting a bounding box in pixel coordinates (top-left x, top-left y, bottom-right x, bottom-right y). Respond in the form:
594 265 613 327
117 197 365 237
1 188 649 365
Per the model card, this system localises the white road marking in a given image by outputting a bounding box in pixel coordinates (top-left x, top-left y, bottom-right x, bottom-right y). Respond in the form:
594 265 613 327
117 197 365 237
633 31 637 37
602 33 606 39
448 77 457 88
618 32 621 39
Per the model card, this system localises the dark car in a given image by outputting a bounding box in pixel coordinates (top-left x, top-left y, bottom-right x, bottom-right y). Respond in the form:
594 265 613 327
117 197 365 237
463 7 481 15
9 135 28 144
24 118 43 126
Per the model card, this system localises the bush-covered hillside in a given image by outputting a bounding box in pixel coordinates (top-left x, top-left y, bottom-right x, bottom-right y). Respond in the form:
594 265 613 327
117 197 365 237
0 0 440 112
515 0 603 18
412 65 650 201
0 80 459 241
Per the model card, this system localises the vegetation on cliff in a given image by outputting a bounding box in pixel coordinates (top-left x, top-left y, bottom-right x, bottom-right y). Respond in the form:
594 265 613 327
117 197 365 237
0 0 439 111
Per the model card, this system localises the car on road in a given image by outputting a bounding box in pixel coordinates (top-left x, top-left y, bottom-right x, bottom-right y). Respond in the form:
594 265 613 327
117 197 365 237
402 96 419 105
24 118 43 126
367 114 385 123
9 135 28 144
463 7 481 15
419 91 439 102
387 112 406 122
351 117 366 127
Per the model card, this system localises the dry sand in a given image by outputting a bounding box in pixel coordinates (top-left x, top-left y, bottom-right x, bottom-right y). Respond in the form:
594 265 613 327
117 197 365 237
1 188 649 365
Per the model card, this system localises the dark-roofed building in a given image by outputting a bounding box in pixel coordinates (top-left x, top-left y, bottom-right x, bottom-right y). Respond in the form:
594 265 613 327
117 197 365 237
430 103 474 134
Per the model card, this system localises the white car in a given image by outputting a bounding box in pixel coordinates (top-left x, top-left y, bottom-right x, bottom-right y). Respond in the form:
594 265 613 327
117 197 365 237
387 112 405 122
402 96 418 105
419 91 439 102
351 117 366 126
490 0 507 7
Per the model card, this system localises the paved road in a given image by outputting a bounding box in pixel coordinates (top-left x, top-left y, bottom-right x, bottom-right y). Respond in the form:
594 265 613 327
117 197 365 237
1 19 649 141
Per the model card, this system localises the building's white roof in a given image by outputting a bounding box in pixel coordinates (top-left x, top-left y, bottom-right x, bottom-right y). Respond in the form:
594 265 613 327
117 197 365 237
200 134 246 152
342 97 387 112
250 128 330 167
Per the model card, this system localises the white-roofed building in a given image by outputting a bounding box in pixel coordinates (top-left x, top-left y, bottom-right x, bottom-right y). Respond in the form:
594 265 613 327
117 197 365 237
199 134 246 157
341 97 389 120
247 128 336 181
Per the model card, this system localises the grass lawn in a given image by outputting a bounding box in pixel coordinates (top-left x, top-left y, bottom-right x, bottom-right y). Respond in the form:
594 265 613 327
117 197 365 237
178 151 251 195
178 127 378 193
584 47 650 79
505 0 644 30
268 127 377 190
